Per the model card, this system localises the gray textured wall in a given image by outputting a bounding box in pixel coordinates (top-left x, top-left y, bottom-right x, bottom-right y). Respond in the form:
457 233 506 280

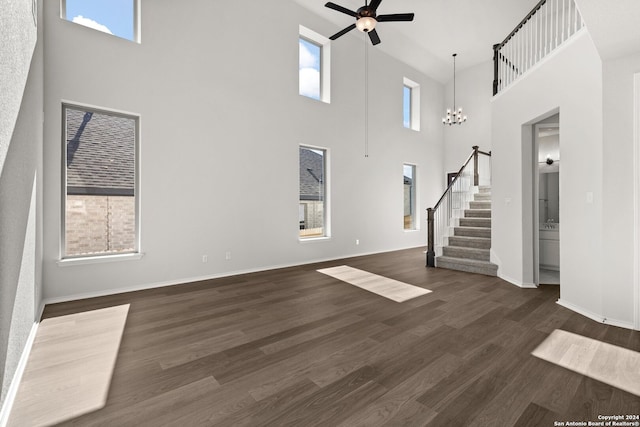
0 0 43 411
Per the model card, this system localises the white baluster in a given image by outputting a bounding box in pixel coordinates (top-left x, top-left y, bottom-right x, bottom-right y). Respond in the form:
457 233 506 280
545 0 549 56
560 0 567 43
553 0 560 49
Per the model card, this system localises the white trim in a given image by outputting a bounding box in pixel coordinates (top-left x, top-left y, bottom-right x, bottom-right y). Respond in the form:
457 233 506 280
43 246 427 305
0 303 44 427
634 73 640 331
557 299 635 330
497 271 537 289
60 102 141 261
57 252 144 267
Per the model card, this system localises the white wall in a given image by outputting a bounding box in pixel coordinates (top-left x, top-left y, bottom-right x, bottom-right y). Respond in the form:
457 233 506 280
0 0 37 177
601 52 640 326
42 0 444 301
0 0 43 410
491 32 607 320
443 60 494 176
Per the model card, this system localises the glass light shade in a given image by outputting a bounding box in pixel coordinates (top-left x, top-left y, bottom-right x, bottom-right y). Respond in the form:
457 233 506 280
356 17 377 32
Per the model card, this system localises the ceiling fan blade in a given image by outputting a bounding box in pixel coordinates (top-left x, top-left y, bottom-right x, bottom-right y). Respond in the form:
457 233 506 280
377 13 415 22
368 28 381 45
325 2 358 17
369 0 382 11
329 23 357 40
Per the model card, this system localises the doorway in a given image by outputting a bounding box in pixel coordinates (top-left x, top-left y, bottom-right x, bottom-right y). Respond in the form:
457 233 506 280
534 117 560 285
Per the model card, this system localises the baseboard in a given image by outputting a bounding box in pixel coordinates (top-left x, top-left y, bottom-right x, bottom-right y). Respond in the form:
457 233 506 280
497 271 537 289
0 301 44 427
556 299 635 330
44 246 428 305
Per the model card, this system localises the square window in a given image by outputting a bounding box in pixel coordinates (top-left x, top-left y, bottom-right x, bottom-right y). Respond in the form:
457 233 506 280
63 104 139 258
62 0 139 42
299 146 328 238
299 26 331 103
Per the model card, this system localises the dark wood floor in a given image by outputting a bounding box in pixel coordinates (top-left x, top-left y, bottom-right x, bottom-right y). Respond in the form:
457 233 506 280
42 248 640 426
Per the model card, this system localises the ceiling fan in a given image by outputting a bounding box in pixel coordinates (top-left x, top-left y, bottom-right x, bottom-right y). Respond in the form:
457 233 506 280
325 0 414 45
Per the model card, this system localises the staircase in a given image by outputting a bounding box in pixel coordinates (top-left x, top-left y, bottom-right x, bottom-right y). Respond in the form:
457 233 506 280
435 186 498 276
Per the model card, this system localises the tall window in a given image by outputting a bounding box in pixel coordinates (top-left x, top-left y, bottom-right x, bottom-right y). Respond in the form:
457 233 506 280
299 26 331 103
299 146 328 238
61 0 140 42
404 164 416 230
403 77 421 131
403 85 412 128
63 104 139 258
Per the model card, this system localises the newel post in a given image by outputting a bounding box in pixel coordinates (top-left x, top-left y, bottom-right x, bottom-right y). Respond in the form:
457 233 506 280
492 44 500 96
493 43 500 96
472 145 479 186
426 207 435 267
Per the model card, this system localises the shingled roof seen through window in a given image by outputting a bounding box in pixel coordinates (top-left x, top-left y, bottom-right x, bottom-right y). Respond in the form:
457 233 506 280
66 107 135 196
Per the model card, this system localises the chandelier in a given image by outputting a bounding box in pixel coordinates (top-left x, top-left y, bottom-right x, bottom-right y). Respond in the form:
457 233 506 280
442 53 467 126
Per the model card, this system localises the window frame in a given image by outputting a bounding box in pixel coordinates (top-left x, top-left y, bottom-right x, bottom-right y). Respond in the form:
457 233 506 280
299 25 331 103
60 0 141 43
403 77 421 131
60 102 141 262
403 163 418 231
299 145 330 240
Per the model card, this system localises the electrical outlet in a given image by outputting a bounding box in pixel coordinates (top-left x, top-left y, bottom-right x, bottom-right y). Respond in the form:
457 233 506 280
225 251 232 260
202 255 208 263
356 239 360 245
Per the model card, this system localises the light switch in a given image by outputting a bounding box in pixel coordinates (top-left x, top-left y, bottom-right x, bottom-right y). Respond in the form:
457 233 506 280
586 192 593 204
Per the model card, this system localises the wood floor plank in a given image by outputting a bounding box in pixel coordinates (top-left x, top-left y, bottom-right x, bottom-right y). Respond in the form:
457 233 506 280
10 248 640 426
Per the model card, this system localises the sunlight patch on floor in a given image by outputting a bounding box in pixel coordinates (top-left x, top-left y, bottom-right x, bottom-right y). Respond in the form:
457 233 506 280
8 304 130 427
532 329 640 396
317 265 432 303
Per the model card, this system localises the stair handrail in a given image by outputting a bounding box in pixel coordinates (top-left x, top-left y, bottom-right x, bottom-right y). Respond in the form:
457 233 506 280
426 146 491 267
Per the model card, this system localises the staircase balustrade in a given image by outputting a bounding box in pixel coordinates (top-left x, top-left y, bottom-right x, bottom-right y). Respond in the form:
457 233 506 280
426 146 491 268
493 0 585 96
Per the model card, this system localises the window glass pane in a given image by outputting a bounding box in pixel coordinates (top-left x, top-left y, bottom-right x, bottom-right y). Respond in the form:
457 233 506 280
403 85 412 129
299 38 321 100
64 0 135 41
64 106 137 257
404 164 416 230
299 147 326 238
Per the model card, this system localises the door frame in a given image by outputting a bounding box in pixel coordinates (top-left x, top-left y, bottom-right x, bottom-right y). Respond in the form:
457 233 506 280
633 73 640 330
533 121 560 286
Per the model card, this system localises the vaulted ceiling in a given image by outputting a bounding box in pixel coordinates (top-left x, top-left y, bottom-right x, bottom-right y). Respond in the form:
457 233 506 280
293 0 540 83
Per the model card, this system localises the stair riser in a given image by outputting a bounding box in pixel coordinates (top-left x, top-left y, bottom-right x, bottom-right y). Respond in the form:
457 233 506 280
448 237 491 249
443 247 490 261
454 228 491 238
459 218 491 228
474 193 491 201
469 202 491 209
435 259 498 277
464 210 491 218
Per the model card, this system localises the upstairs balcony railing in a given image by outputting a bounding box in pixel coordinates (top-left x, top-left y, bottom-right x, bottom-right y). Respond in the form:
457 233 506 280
493 0 585 96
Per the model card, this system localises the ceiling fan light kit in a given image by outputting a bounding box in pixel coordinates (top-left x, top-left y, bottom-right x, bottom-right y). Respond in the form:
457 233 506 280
324 0 414 45
443 53 467 126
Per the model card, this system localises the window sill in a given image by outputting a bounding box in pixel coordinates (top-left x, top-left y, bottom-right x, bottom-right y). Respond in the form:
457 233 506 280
57 252 144 267
299 236 331 243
